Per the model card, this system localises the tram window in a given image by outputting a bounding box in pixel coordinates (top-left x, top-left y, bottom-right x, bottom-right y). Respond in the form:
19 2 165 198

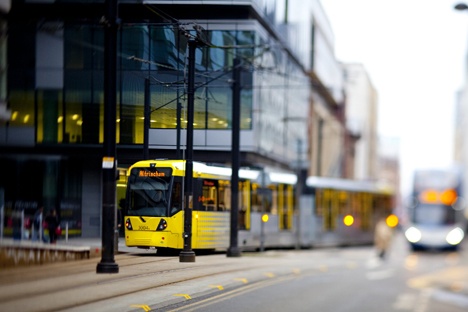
351 192 359 216
361 192 371 230
267 186 278 214
338 191 348 215
127 177 169 217
327 189 338 231
251 187 272 213
201 179 219 211
128 191 167 217
218 180 230 212
239 180 250 230
251 183 261 212
280 184 292 230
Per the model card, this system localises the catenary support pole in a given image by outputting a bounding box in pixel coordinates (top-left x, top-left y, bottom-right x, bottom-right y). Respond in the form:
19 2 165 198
97 0 119 274
227 58 242 257
179 39 197 262
143 78 150 160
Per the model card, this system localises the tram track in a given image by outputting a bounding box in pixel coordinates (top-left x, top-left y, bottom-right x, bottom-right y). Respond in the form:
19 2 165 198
48 266 266 312
64 259 349 312
0 252 176 283
0 253 267 312
0 245 410 312
163 270 310 312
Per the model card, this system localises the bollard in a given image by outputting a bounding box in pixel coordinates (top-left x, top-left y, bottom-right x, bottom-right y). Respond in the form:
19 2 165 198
0 206 3 241
21 210 24 240
39 217 43 242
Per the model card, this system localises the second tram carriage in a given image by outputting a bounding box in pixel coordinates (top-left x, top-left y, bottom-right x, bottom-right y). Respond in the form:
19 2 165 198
123 159 396 253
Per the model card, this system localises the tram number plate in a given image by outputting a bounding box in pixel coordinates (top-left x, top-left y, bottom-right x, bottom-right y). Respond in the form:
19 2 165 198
139 226 151 231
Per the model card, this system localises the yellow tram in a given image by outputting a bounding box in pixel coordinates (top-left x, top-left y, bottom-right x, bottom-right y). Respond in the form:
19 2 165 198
123 159 396 253
123 159 297 252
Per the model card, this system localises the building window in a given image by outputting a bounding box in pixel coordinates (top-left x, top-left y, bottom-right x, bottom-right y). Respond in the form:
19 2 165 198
64 25 104 144
8 22 255 146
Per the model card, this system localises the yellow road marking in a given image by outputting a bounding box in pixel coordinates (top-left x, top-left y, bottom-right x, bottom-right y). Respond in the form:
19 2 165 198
264 272 275 278
130 304 151 311
234 278 248 284
346 262 357 269
292 268 301 274
405 254 419 270
209 284 224 290
407 266 468 289
174 294 192 300
450 281 464 292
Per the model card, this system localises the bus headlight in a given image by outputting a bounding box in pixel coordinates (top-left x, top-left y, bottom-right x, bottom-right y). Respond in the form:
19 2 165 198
156 219 167 231
405 227 422 243
125 218 132 230
446 227 464 245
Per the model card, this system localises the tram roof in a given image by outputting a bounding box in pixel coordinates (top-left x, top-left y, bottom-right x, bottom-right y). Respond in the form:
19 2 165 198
306 176 393 194
129 159 297 184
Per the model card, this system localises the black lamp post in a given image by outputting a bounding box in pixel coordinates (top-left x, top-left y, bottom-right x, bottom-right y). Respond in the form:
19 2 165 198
143 78 150 160
97 0 119 274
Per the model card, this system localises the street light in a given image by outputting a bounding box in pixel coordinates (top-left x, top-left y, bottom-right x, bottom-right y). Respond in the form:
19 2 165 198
455 3 468 10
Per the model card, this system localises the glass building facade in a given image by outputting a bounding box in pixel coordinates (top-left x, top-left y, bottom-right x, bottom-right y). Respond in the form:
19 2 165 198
7 23 258 146
0 1 333 238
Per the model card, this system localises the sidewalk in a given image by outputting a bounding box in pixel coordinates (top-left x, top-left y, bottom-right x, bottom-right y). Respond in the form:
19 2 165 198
0 236 135 267
56 236 137 256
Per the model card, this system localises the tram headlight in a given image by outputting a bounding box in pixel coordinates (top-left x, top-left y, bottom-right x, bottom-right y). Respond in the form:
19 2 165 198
405 227 422 243
446 227 464 245
125 218 133 230
156 219 167 231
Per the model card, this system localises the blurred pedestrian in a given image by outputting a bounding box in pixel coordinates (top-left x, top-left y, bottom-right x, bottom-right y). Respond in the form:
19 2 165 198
32 204 45 242
45 209 60 244
374 214 394 259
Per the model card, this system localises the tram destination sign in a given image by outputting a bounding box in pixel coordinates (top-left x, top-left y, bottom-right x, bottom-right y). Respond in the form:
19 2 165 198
132 167 172 178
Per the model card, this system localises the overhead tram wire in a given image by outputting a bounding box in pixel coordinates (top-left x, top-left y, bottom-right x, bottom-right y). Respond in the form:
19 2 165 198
127 42 313 91
139 2 317 86
127 41 314 110
123 9 315 111
128 57 312 115
129 56 247 113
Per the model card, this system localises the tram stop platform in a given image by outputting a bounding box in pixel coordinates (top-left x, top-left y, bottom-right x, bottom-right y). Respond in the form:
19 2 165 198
0 237 131 268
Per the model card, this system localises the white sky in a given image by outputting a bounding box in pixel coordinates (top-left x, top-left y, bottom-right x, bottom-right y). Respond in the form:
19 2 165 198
320 0 468 197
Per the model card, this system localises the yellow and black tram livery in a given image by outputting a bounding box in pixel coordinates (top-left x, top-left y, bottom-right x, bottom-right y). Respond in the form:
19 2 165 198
124 159 238 252
124 159 397 253
124 159 298 253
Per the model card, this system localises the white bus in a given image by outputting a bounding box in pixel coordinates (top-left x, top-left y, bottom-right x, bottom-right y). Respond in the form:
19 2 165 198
405 169 466 251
